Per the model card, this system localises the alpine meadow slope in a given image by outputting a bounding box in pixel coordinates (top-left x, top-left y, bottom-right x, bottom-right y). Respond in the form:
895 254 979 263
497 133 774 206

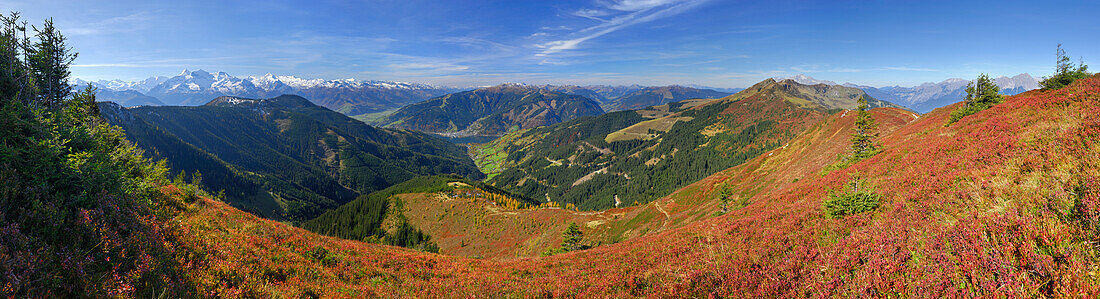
476 78 905 210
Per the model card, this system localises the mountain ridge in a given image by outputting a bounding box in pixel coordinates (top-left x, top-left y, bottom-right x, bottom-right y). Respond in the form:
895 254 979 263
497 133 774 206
375 84 605 137
81 70 457 116
99 94 484 221
474 78 895 210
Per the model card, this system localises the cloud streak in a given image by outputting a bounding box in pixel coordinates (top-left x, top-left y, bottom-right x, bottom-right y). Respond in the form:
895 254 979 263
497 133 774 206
880 66 938 72
67 11 153 36
606 0 691 11
536 0 707 57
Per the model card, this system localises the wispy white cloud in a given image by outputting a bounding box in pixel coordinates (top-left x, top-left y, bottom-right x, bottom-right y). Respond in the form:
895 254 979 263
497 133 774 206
67 11 154 36
72 63 146 68
539 26 573 31
574 9 612 21
72 55 255 69
388 62 470 72
880 66 938 72
535 0 708 57
790 64 862 74
438 36 516 52
605 0 691 11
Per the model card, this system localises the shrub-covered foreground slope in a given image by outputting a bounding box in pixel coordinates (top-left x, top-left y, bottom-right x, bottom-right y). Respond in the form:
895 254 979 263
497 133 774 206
160 76 1100 297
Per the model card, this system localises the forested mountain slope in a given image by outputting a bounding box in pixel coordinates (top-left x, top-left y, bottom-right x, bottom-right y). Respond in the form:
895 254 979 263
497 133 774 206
99 95 482 221
375 84 604 137
601 85 730 111
477 78 902 210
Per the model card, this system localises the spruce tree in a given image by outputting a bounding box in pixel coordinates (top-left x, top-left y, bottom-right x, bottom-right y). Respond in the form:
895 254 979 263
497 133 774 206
0 12 30 103
823 174 881 218
850 95 878 159
718 184 735 213
964 74 1002 108
1039 44 1090 90
948 74 1003 124
561 222 583 252
66 84 98 122
27 18 76 109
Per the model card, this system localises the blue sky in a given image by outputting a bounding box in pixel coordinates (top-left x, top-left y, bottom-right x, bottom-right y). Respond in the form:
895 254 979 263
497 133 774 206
7 0 1099 87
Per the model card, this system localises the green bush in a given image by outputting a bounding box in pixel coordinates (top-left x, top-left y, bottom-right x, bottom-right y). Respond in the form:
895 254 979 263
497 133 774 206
947 74 1003 125
1039 44 1090 90
948 104 988 124
542 222 587 256
824 191 881 218
823 178 881 218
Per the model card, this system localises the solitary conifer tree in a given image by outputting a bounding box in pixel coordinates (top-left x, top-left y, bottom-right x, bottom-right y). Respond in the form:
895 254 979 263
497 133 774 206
850 95 879 159
561 222 583 252
718 183 735 214
27 18 76 109
964 74 1003 108
1039 44 1090 90
948 74 1003 124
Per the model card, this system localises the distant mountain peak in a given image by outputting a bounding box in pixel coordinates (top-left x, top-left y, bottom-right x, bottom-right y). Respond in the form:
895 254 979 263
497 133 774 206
178 69 212 77
488 82 531 89
205 94 314 110
853 72 1039 113
91 70 453 110
778 74 838 86
734 78 906 111
994 73 1039 90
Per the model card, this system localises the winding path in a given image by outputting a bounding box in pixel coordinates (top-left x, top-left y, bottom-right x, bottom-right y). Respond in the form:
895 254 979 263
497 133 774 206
654 200 671 232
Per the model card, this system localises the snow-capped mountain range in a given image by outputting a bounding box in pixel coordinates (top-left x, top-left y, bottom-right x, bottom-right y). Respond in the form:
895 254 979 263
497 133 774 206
80 76 170 93
781 73 1040 113
80 70 1042 115
76 69 456 115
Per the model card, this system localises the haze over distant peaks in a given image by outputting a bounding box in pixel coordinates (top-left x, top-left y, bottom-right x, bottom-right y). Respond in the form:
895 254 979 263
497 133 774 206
540 84 731 111
76 69 457 115
81 70 1042 117
776 73 1040 113
778 74 839 86
862 73 1038 113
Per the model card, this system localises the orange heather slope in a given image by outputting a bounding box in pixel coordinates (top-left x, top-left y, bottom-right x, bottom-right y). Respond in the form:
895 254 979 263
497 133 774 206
179 76 1099 297
387 106 913 260
624 106 918 234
